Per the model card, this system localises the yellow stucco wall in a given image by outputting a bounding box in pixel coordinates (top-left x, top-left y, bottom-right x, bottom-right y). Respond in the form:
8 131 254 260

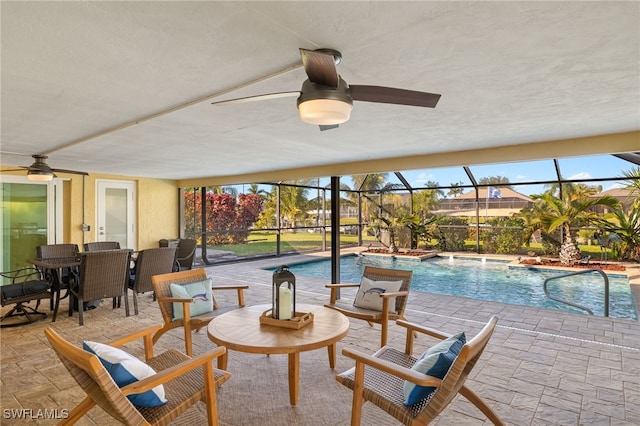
1 170 179 251
78 174 179 250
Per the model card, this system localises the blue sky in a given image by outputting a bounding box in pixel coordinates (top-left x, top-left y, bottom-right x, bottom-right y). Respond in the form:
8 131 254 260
235 154 636 197
400 154 634 196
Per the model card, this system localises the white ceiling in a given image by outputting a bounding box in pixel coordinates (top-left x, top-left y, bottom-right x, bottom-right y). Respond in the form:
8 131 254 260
1 1 639 184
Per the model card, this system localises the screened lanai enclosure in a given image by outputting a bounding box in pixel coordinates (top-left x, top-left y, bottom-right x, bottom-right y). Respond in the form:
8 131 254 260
178 154 640 267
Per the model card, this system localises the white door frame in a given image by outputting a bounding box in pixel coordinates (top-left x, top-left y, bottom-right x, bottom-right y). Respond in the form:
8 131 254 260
96 179 136 250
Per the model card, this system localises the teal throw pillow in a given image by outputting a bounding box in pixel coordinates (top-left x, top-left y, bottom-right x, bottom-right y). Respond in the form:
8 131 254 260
83 341 167 407
169 278 214 320
402 332 466 405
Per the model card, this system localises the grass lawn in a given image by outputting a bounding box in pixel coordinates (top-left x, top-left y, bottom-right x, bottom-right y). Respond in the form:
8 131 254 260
205 231 618 260
207 231 377 256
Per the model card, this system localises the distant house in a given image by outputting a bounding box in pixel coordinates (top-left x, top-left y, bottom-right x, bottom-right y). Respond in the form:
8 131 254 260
592 188 638 213
433 187 533 218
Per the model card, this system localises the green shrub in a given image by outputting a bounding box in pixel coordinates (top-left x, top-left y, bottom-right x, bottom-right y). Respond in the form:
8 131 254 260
434 217 468 251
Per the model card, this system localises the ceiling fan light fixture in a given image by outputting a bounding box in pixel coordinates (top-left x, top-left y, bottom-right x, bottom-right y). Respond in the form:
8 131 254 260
298 98 353 125
26 154 54 181
27 170 54 181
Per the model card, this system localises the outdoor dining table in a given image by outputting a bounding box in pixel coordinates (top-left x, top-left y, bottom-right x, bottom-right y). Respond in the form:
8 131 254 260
26 257 80 322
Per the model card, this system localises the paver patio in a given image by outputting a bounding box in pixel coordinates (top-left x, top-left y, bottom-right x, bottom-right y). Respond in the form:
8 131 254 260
1 252 638 425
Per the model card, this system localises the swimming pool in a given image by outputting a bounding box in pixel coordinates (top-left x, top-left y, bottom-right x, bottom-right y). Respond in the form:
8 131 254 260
282 255 637 319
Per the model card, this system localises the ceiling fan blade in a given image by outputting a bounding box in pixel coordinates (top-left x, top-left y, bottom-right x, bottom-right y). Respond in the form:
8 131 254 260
299 48 339 88
349 85 441 108
52 168 88 176
212 91 300 106
319 124 339 131
0 168 27 173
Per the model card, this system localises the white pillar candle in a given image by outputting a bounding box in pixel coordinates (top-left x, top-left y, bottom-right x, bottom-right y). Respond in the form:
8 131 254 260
278 287 292 320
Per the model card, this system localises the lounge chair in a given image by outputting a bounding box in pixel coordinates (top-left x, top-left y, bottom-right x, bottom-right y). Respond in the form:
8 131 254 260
336 316 503 425
44 325 231 425
151 269 248 356
325 266 413 347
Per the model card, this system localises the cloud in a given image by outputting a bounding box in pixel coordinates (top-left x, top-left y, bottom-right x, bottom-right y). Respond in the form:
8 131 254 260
412 172 436 185
567 172 593 180
604 182 624 191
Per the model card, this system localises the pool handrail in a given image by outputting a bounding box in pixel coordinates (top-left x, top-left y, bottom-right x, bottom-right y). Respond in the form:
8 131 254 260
543 268 610 317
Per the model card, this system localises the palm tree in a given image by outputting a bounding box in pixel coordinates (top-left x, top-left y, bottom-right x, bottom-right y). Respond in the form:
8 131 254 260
531 193 620 264
447 181 464 198
210 185 238 197
592 168 640 260
478 176 511 189
349 173 402 221
413 188 441 217
367 210 419 252
246 183 268 198
543 182 599 199
278 180 312 228
622 167 640 195
593 203 640 260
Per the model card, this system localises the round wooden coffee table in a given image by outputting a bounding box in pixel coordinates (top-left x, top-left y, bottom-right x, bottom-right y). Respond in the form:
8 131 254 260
207 303 349 405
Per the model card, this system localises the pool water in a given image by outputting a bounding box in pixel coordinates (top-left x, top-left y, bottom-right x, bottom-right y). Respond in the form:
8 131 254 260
282 255 637 319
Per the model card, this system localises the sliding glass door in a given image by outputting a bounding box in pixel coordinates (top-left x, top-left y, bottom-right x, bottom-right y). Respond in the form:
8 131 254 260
0 176 61 272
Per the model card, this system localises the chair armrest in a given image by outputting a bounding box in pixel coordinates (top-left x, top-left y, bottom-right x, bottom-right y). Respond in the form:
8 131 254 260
326 283 360 304
211 285 249 290
396 319 452 354
157 296 194 303
396 319 452 340
212 285 248 307
106 325 164 361
107 325 164 347
120 346 227 396
379 290 408 298
325 283 360 289
342 347 443 387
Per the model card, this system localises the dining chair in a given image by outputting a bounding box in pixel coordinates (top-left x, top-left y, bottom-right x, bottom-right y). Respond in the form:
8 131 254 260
336 316 502 425
83 241 125 308
36 243 79 319
83 241 121 251
325 266 413 347
69 249 131 325
128 247 176 315
174 238 197 271
44 324 231 425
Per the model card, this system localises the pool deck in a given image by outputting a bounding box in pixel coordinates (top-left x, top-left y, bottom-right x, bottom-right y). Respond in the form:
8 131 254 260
1 250 639 425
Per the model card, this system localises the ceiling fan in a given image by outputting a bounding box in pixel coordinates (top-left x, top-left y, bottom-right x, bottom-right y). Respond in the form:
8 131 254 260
0 154 88 181
212 48 441 130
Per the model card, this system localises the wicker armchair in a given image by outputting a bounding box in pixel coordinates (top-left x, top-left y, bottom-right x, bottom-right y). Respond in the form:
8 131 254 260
128 247 176 315
1 267 52 327
69 249 131 325
44 325 231 426
151 269 248 356
83 241 121 251
337 316 503 426
325 266 413 347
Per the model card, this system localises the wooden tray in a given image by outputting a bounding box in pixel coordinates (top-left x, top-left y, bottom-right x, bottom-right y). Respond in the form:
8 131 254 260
259 309 314 329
